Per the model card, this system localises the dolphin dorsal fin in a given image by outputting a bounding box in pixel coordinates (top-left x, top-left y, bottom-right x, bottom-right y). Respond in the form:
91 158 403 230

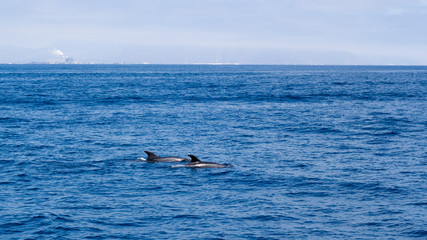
144 151 159 160
188 155 201 162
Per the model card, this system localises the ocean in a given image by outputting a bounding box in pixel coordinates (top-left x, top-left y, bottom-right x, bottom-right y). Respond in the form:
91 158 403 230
1 64 426 239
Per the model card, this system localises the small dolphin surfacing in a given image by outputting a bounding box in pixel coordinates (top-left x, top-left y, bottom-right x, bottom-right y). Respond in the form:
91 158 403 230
144 151 190 163
183 155 232 168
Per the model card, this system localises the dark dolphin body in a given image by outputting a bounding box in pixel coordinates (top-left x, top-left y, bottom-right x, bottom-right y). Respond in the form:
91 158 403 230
184 155 232 168
144 151 190 163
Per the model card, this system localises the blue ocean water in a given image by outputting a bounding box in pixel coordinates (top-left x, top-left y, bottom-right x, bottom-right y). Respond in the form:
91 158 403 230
0 64 426 239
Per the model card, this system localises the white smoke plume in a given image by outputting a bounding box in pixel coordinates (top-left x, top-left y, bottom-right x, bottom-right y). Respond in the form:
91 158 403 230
50 48 75 64
52 49 65 57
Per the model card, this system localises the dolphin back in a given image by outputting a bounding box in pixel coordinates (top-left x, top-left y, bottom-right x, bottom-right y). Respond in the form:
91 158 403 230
188 155 201 162
144 151 159 160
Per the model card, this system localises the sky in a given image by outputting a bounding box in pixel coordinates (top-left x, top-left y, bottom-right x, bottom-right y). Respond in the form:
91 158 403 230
1 0 427 64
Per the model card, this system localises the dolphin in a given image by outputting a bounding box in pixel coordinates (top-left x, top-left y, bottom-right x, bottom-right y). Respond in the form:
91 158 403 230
144 151 190 162
183 155 232 168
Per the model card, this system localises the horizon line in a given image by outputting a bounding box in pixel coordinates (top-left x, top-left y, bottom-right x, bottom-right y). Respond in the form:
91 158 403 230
1 62 427 67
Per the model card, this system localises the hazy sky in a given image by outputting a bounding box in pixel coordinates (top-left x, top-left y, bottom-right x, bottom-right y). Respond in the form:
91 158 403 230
1 0 427 64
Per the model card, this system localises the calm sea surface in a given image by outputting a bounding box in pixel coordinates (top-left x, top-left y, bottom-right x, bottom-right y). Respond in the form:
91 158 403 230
1 64 426 239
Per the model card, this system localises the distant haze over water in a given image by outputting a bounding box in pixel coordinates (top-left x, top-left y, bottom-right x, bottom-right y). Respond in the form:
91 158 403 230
0 45 423 65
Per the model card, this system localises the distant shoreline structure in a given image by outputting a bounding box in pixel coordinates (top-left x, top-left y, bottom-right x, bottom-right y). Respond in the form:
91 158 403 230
0 63 425 66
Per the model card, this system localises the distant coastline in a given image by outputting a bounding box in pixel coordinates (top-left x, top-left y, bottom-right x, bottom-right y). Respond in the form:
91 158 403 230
1 63 426 67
